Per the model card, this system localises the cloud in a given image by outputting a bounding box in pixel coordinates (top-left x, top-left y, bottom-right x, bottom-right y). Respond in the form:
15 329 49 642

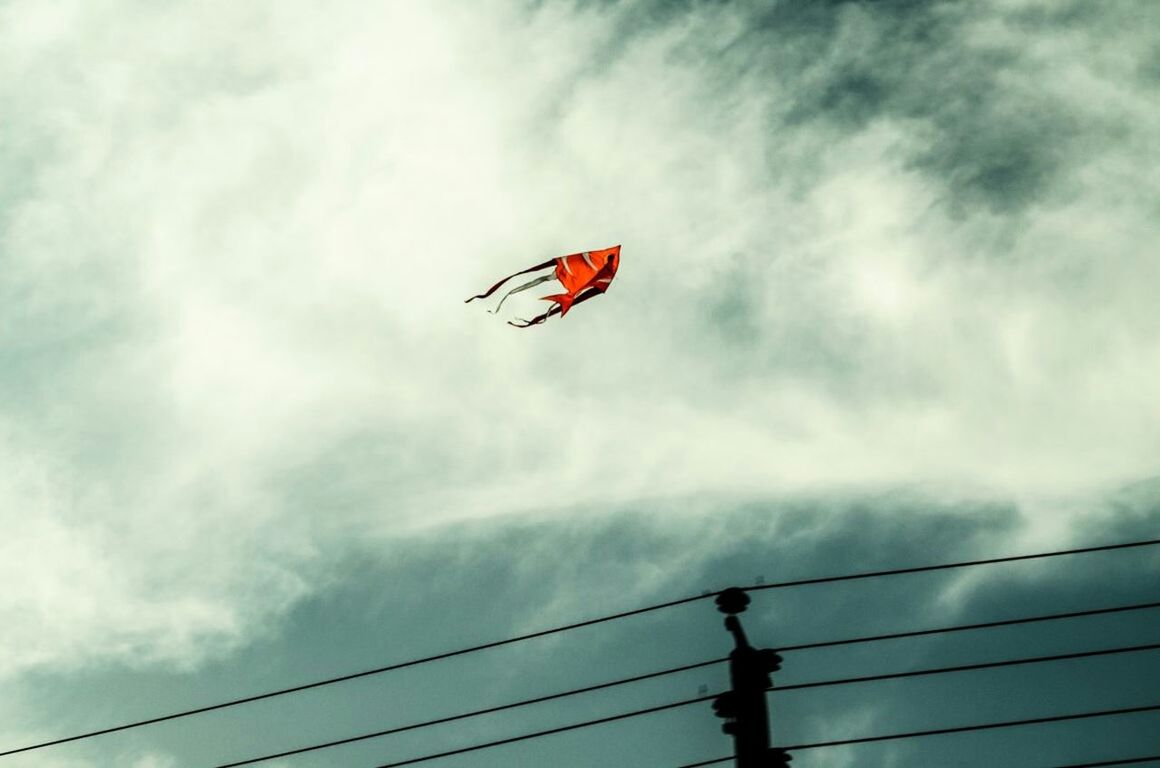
0 0 1157 690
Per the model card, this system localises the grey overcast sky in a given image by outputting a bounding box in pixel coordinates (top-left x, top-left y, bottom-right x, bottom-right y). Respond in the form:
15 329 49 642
1 0 1158 766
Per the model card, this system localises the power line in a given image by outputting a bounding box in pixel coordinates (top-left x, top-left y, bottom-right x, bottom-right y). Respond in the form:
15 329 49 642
1050 758 1160 767
675 704 1160 768
368 693 718 768
215 602 1160 768
785 701 1160 751
678 754 1160 768
745 538 1160 594
366 700 1160 768
0 595 707 758
774 642 1160 693
259 644 1158 768
211 657 727 768
4 537 1155 759
779 599 1160 653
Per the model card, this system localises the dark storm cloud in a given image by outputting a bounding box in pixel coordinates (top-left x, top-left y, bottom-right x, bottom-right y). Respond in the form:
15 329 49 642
16 493 1156 766
548 0 1157 216
755 1 1067 213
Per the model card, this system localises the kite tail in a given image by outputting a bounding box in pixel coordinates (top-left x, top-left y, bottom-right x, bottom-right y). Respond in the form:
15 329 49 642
465 258 557 303
509 286 604 327
509 303 562 328
541 293 576 316
490 274 555 314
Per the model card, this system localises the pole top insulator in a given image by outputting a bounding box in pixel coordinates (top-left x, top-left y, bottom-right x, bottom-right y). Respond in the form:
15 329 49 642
715 587 750 615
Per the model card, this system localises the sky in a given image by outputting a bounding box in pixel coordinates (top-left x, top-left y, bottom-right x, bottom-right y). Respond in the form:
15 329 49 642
1 0 1158 766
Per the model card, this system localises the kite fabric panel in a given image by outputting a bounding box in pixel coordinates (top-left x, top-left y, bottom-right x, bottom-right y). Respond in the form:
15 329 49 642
465 245 621 327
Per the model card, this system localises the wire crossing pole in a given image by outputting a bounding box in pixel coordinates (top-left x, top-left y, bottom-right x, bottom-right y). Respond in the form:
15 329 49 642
712 588 790 768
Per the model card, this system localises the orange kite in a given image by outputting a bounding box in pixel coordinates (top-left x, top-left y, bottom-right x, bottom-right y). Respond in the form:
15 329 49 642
465 245 621 327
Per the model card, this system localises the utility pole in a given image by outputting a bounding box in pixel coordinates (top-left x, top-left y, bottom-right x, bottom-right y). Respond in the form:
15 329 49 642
712 587 791 768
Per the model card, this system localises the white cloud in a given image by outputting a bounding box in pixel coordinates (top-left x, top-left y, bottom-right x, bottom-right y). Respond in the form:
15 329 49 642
0 0 1156 685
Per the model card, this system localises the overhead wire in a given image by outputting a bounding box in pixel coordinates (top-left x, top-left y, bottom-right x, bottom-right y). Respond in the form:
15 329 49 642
3 537 1156 759
778 599 1160 653
0 593 706 758
1047 758 1160 767
675 704 1160 767
210 601 1160 767
678 754 1160 768
211 603 1160 765
363 700 1160 768
210 657 727 768
223 642 1160 767
774 642 1160 693
785 701 1160 751
744 538 1160 595
367 692 718 768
